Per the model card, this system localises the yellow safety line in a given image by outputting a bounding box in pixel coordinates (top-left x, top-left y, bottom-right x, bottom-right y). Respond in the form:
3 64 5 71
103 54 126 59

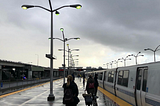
0 78 62 98
98 87 132 106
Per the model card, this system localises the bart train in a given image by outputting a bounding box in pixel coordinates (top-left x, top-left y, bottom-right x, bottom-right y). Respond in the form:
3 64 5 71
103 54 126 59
85 61 160 106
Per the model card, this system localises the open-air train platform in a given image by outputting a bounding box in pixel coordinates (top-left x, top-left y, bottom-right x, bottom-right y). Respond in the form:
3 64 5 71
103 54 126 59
0 78 131 106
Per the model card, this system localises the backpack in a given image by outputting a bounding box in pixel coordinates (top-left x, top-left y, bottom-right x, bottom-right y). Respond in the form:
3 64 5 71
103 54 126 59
63 88 74 104
88 83 94 89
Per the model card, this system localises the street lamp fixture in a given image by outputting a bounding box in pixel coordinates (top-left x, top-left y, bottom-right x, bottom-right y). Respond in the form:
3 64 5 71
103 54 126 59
22 0 82 101
52 28 80 84
144 45 160 62
121 55 131 66
72 55 79 57
106 63 109 69
114 59 123 67
22 4 82 10
55 11 60 15
60 28 64 31
66 44 79 74
70 4 82 9
129 52 144 64
110 61 114 68
21 5 34 9
35 54 39 66
59 47 79 74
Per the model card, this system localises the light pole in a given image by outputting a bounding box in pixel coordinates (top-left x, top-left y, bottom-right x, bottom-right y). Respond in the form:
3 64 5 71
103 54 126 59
69 50 79 68
121 55 131 66
110 61 114 68
70 55 79 67
70 58 79 67
144 45 160 62
114 58 123 67
60 48 79 73
103 63 109 69
53 28 80 84
106 63 109 69
67 44 79 74
35 54 39 66
129 52 144 64
28 62 32 64
21 1 82 101
65 45 79 71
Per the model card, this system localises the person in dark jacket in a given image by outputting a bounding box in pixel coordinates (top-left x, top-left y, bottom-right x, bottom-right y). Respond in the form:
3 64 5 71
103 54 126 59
94 74 99 96
83 73 85 87
72 73 75 81
72 76 80 105
86 75 95 95
63 75 79 106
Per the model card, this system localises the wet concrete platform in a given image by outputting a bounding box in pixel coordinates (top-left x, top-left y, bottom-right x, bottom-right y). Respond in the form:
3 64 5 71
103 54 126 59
0 78 117 106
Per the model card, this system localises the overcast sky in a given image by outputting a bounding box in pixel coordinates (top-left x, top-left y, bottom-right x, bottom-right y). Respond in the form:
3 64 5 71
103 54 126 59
1 0 160 68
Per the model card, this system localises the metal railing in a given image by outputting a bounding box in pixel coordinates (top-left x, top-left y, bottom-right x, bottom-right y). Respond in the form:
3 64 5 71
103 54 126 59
0 77 59 95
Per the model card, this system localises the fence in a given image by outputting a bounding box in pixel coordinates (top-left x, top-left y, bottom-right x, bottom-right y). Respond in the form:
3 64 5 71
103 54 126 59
0 77 59 95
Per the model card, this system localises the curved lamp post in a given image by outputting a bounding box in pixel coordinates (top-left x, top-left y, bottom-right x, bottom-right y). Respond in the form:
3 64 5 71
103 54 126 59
62 45 79 73
129 52 144 64
144 45 160 62
35 54 39 66
21 1 82 101
70 54 79 68
103 63 109 69
66 44 79 68
114 58 123 67
110 61 114 68
106 63 109 69
121 55 131 66
70 58 79 67
51 28 80 84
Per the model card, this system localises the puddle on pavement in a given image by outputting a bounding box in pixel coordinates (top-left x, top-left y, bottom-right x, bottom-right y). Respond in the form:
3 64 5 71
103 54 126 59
97 90 119 106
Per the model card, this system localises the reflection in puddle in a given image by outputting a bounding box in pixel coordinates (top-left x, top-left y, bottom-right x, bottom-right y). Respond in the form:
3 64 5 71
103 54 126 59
97 90 119 106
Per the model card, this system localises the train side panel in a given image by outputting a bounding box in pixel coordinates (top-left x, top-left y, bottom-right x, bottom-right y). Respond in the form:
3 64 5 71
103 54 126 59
144 62 160 106
103 69 116 95
116 66 136 105
97 71 104 88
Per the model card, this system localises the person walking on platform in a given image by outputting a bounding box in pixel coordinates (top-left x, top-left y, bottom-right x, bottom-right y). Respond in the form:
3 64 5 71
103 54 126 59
83 73 85 87
63 75 79 106
94 74 99 97
72 72 75 81
86 75 95 96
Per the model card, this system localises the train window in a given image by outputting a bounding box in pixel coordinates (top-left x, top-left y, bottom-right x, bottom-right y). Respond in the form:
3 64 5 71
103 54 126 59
98 72 103 80
108 71 114 83
104 72 108 81
142 69 148 92
117 70 129 87
117 71 123 85
136 69 142 90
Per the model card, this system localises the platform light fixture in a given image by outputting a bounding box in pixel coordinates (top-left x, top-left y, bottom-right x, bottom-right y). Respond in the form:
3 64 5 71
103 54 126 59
21 0 82 101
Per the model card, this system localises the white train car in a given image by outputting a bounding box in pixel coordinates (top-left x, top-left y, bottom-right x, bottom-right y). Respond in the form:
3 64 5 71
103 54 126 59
115 62 160 106
85 61 160 106
116 65 137 105
95 70 105 88
103 68 117 95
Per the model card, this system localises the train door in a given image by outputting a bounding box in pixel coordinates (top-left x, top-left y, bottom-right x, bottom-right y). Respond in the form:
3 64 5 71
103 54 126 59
135 67 148 106
103 71 106 89
114 69 117 96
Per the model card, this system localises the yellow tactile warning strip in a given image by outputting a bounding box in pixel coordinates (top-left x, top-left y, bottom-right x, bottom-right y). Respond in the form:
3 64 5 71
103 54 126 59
0 78 62 98
98 87 132 106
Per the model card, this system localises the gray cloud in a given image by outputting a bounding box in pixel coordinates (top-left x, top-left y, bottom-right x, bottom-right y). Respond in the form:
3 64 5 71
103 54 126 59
63 0 160 54
1 0 160 67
